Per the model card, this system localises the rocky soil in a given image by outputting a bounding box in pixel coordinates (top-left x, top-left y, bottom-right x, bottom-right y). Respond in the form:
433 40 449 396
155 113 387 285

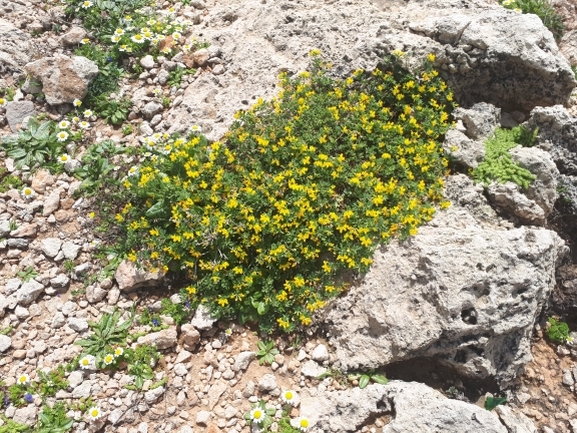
2 0 577 432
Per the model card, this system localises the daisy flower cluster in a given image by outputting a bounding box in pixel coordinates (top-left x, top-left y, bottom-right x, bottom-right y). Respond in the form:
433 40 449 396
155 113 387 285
79 347 124 370
246 392 310 432
109 15 192 57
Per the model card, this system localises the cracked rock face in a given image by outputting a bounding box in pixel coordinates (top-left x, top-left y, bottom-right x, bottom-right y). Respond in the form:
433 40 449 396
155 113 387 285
325 175 567 385
300 381 537 433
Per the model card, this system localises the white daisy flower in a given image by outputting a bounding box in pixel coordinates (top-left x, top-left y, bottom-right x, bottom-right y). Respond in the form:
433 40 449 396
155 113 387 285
124 15 132 21
81 0 92 8
72 116 80 123
79 121 90 129
114 28 125 36
73 99 82 107
111 35 121 43
281 390 298 405
58 120 70 129
16 373 30 385
0 97 7 107
119 44 128 52
83 109 93 118
127 166 139 176
79 354 96 370
103 354 115 365
161 47 171 54
59 154 71 163
56 131 69 142
80 38 89 45
132 34 145 43
22 187 35 199
114 347 124 356
142 30 153 40
296 417 310 432
250 407 265 424
189 125 202 133
87 406 102 421
172 32 182 40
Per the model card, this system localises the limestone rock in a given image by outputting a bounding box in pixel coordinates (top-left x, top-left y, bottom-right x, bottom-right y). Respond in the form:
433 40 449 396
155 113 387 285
41 237 62 258
13 405 38 426
5 100 36 133
114 260 162 292
0 18 31 73
25 54 99 106
325 175 566 385
0 334 11 352
137 326 177 350
486 181 546 225
299 381 536 432
190 304 217 330
60 26 87 46
180 324 201 350
16 280 45 306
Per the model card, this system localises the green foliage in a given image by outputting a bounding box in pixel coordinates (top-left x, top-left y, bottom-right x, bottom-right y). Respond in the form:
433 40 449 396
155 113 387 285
484 396 507 411
473 126 538 189
256 340 279 365
8 384 28 407
0 87 16 102
92 96 132 125
117 52 455 332
500 0 564 41
0 117 81 171
75 308 134 360
32 366 69 398
0 326 13 335
0 171 23 193
18 267 38 283
160 297 191 325
74 139 126 195
36 403 74 433
278 418 301 433
547 317 571 343
122 123 134 136
352 370 389 389
124 344 160 389
0 415 30 433
167 66 196 88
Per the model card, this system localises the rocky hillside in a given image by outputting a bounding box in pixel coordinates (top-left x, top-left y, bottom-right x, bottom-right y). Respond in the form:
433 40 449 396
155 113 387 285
2 0 577 432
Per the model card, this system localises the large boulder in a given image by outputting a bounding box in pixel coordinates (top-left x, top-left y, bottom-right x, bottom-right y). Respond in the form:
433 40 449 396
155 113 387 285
404 1 576 111
300 381 537 433
167 0 574 141
25 54 99 106
325 174 567 385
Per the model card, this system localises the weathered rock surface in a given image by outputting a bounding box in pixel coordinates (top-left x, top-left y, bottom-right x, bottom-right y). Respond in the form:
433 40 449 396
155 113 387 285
0 18 31 72
167 0 574 141
114 260 162 292
300 381 537 432
25 54 99 106
325 175 567 385
5 100 36 133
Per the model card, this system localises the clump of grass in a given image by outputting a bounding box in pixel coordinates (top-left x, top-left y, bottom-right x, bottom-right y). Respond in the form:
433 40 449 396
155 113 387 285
116 51 455 333
472 125 538 189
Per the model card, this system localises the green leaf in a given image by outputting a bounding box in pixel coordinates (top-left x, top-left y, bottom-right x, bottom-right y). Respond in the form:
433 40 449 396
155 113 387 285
33 121 51 141
484 396 506 411
7 148 26 160
358 375 370 389
371 374 389 385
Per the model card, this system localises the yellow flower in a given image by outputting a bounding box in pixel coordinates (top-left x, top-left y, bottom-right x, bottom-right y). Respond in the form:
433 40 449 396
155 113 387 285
427 53 436 62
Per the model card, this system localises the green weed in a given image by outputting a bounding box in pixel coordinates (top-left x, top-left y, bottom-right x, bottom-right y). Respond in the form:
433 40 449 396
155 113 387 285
473 126 538 189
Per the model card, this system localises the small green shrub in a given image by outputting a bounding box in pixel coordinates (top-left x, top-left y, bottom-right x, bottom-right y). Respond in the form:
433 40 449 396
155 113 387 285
473 126 538 189
117 51 455 332
167 66 196 88
500 0 564 41
75 308 134 363
547 317 571 343
0 117 82 171
36 402 74 433
0 167 23 193
256 340 279 365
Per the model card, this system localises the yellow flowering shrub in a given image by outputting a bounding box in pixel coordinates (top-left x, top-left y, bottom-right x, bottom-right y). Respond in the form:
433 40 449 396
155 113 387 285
119 52 455 332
